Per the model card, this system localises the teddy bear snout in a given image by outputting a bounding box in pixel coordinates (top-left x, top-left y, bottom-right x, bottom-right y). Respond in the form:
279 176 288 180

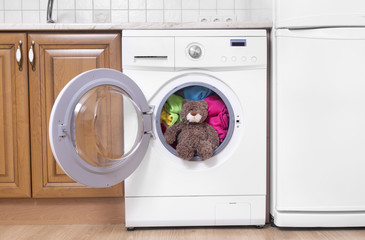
186 112 202 123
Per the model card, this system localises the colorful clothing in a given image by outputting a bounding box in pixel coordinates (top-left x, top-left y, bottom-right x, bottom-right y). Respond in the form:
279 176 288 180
204 94 229 142
183 86 212 101
160 108 174 126
163 94 183 125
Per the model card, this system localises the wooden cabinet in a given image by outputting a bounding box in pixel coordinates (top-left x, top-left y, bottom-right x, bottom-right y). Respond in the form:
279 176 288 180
0 34 31 198
0 32 124 198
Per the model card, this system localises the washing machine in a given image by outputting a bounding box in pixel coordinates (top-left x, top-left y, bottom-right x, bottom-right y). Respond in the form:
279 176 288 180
49 30 267 228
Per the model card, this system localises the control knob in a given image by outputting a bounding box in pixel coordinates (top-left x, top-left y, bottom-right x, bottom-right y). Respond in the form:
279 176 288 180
188 45 202 59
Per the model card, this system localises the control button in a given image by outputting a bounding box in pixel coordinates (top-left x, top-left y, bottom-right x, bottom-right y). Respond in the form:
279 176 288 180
221 56 227 62
188 45 202 59
241 56 247 62
231 56 237 62
251 56 257 62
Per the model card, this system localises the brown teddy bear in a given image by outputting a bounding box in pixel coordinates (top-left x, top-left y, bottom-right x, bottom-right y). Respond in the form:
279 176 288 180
164 99 220 160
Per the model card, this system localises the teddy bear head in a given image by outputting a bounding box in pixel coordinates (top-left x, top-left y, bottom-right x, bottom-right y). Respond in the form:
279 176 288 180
179 99 209 124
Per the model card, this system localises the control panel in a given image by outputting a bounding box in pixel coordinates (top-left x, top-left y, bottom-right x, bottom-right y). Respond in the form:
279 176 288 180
122 30 267 70
175 35 267 69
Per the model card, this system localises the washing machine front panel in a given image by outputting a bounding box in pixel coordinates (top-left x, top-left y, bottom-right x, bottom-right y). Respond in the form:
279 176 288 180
49 68 152 188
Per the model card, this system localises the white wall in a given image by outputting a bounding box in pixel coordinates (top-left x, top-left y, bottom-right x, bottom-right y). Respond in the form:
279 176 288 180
0 0 272 24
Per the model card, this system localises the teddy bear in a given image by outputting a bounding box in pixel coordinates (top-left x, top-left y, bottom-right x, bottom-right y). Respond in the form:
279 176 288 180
164 99 220 160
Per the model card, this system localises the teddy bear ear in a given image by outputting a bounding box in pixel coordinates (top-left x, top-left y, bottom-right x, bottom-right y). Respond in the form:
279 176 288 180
182 99 190 105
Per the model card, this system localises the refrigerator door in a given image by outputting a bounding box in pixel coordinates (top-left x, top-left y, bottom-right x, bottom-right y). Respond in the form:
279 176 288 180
274 28 365 213
275 0 365 28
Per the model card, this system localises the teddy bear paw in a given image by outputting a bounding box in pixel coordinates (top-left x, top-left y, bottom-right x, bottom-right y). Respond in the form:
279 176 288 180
197 141 214 160
176 143 195 160
164 133 176 145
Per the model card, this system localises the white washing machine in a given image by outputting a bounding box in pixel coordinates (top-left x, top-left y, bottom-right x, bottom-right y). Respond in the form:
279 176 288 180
49 30 267 228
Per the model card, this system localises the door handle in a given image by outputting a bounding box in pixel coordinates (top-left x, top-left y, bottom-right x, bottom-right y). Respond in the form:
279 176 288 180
29 40 35 71
16 40 23 71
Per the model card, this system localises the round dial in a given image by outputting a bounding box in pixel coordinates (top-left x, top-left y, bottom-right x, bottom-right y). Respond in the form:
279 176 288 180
188 45 202 59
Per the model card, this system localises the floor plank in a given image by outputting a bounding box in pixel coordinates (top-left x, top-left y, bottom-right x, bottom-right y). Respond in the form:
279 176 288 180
0 225 365 240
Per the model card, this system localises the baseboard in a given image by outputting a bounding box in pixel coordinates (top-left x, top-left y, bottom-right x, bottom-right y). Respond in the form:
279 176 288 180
0 198 124 225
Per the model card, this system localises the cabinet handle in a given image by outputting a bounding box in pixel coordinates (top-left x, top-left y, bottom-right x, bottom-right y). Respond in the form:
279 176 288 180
29 41 35 71
16 40 23 71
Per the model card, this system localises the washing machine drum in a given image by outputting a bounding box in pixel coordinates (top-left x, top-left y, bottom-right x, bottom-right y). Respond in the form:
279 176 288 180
157 83 234 160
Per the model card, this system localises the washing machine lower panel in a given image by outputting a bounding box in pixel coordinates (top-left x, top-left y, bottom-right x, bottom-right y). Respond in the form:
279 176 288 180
125 195 266 227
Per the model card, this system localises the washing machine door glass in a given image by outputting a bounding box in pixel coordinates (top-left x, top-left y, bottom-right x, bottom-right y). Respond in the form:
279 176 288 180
49 69 151 188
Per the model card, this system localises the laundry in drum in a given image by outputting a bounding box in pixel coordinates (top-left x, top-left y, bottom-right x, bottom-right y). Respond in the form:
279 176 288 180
204 94 229 142
160 86 230 160
162 94 183 126
183 86 212 101
164 99 220 161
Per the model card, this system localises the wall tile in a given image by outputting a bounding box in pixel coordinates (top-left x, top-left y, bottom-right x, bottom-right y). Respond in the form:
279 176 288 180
182 9 198 22
111 9 128 22
199 0 216 10
111 0 128 9
251 0 272 9
249 9 272 21
129 0 145 9
182 0 198 9
0 11 4 23
217 0 233 10
217 9 234 16
4 0 21 10
94 9 110 22
164 9 181 22
235 9 250 21
146 0 163 9
147 9 163 22
40 9 57 22
57 10 75 22
164 0 181 9
129 10 146 22
76 10 92 22
4 10 21 23
199 9 216 16
40 0 58 10
58 0 75 10
1 0 273 24
94 0 110 9
22 0 39 10
39 10 46 23
23 10 40 23
235 0 250 9
76 0 92 9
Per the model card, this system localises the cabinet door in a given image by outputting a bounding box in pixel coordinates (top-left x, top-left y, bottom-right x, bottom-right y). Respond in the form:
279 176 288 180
0 33 31 198
28 33 123 198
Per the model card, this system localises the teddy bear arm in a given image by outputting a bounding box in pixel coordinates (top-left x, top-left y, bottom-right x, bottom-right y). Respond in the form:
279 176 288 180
164 122 184 144
205 124 220 148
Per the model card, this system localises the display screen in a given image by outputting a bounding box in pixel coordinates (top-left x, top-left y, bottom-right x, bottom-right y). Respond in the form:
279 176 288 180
230 39 246 47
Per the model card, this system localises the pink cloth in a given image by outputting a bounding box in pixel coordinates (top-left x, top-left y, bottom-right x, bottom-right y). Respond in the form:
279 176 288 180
204 95 229 142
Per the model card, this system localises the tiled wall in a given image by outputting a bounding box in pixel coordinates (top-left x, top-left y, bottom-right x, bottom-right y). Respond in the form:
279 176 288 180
0 0 272 24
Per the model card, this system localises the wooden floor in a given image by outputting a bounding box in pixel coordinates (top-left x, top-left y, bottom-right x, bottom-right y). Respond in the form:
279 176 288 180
0 225 365 240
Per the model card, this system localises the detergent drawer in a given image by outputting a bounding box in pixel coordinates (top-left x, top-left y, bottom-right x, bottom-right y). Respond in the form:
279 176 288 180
122 36 174 70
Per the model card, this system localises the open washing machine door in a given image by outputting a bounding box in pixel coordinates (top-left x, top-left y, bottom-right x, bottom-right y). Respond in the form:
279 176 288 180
49 68 152 188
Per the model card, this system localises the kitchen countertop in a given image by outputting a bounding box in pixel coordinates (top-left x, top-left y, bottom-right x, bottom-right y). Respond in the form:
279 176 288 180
0 21 272 31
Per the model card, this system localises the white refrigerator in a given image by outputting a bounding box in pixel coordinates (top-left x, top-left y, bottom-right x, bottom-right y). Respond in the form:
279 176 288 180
271 0 365 227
